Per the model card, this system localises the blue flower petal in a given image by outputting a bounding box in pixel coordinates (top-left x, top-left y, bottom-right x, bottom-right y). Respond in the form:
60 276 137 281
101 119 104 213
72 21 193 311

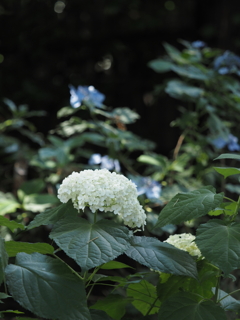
131 176 161 199
211 137 227 149
69 85 105 108
113 159 121 172
227 134 240 151
89 153 102 165
191 40 206 49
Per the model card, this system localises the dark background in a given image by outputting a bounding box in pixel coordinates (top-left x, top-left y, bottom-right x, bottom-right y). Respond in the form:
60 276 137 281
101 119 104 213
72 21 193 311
1 0 240 155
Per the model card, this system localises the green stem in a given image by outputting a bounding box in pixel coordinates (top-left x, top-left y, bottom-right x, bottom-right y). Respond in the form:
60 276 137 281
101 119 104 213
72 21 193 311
85 267 101 288
53 253 84 280
3 279 7 294
213 270 221 303
231 195 240 221
145 296 159 316
94 210 98 223
86 283 95 300
217 288 240 303
223 196 235 203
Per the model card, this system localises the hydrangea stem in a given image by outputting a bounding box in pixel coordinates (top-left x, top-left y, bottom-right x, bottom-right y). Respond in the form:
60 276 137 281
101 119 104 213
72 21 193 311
94 210 98 223
53 253 84 280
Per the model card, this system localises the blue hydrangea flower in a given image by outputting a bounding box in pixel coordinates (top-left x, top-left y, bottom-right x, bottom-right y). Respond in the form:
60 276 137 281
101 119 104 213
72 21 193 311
213 51 240 75
88 153 102 165
211 134 240 151
191 40 206 49
88 153 121 172
69 85 105 108
131 176 161 199
228 134 240 151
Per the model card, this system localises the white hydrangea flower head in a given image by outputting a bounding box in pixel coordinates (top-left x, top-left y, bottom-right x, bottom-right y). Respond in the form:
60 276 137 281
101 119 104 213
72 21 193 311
164 233 202 258
57 169 146 229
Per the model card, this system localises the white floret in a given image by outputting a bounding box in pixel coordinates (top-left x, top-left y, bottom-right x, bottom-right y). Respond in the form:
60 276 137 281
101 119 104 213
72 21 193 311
164 233 202 258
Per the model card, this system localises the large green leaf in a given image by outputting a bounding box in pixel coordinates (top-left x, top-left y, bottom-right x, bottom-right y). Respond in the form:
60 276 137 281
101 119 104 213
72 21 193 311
155 187 223 228
165 80 204 100
16 318 38 320
0 216 24 231
127 280 161 315
0 238 8 285
125 236 197 279
157 260 218 302
158 292 227 320
214 154 240 161
90 310 113 320
214 167 240 179
90 294 132 320
27 201 77 229
196 220 240 274
50 216 131 271
5 253 90 320
5 241 54 257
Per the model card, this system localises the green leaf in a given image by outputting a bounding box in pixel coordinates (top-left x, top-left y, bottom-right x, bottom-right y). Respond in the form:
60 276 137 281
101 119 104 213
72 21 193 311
5 241 54 257
5 252 91 320
0 238 8 285
214 153 240 161
214 288 240 312
225 183 240 194
27 201 77 230
16 318 38 320
0 200 20 216
100 261 134 270
65 135 86 149
157 275 185 302
125 236 198 279
2 310 24 314
196 220 240 274
110 107 140 124
137 154 166 166
23 194 59 212
158 292 227 320
0 216 24 231
90 294 131 320
147 59 173 73
170 64 209 80
157 260 217 302
50 216 131 271
165 80 204 100
214 167 240 179
181 260 218 299
155 187 223 228
57 106 79 118
127 280 161 315
163 43 188 63
90 310 113 320
0 292 11 300
18 179 45 197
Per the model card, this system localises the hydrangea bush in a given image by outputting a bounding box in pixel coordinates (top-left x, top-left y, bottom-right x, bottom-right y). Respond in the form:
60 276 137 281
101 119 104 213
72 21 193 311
2 42 240 320
1 154 240 319
147 40 240 191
